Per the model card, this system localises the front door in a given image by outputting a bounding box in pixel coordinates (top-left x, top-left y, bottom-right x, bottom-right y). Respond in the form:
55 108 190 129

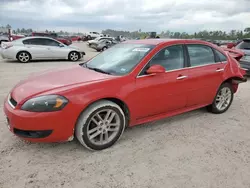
43 39 68 59
133 44 190 119
185 44 225 107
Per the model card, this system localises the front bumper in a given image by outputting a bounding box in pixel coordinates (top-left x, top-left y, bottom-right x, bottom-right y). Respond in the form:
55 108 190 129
80 51 85 59
3 98 76 142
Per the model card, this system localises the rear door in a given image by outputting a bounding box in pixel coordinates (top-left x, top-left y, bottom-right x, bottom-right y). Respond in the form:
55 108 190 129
43 39 69 59
185 43 225 107
22 38 52 59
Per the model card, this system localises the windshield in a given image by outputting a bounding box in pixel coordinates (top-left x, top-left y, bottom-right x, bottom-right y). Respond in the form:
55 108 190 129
236 40 250 50
84 43 155 75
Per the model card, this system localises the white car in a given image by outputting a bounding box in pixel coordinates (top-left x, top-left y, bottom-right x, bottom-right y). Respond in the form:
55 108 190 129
86 32 103 39
87 37 114 46
0 36 85 63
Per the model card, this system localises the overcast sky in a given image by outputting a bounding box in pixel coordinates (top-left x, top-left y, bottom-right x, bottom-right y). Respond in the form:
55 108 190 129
0 0 250 33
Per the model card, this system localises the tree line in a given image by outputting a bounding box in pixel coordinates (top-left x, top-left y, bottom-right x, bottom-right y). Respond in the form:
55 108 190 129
3 24 250 40
102 28 250 40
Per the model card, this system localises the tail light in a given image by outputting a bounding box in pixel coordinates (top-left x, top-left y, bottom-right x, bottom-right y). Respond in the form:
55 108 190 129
2 43 13 49
1 42 13 49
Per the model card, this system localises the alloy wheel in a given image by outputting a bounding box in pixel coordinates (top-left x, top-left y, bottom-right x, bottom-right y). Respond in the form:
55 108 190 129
18 52 30 63
215 87 232 111
86 109 121 146
70 52 79 61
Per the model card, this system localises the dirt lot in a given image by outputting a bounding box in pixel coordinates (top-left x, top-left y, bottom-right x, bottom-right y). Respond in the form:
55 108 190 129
0 42 250 188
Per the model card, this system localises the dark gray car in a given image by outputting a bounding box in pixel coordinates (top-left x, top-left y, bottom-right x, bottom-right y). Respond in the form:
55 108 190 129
236 39 250 75
91 39 118 52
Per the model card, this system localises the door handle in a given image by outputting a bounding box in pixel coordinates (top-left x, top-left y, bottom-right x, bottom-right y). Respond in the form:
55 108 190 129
47 48 51 50
216 68 224 72
177 75 188 80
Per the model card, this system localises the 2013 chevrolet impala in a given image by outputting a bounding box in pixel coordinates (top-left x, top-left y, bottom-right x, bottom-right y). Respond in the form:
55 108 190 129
3 39 247 150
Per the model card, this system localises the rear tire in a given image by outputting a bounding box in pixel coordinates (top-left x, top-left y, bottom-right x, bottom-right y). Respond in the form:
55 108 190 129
102 46 107 51
207 83 234 114
75 100 126 151
68 51 80 61
17 51 31 63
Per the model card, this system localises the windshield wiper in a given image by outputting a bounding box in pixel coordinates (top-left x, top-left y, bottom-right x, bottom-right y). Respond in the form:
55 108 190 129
88 67 111 75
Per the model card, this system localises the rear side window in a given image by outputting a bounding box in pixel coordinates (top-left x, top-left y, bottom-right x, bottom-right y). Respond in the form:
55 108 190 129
23 38 45 45
214 50 227 62
187 44 215 67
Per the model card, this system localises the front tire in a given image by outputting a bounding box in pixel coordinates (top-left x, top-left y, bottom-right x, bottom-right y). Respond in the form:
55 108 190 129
17 51 31 63
102 46 107 51
207 83 234 114
76 100 126 151
68 51 80 61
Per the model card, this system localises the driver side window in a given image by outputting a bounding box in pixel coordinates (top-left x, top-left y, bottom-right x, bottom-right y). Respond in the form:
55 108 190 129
140 45 184 75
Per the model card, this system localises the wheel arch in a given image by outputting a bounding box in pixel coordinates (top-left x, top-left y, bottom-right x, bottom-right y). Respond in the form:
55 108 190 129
75 97 131 129
16 50 32 60
221 76 243 93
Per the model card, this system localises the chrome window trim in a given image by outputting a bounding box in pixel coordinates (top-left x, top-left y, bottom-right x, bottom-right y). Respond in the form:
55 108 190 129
137 62 225 78
136 44 185 78
137 43 227 78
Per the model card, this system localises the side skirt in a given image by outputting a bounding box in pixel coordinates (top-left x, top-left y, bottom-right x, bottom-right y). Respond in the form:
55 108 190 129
130 103 211 127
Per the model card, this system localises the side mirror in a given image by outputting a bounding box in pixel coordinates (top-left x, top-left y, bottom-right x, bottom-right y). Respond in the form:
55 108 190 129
59 43 65 47
146 65 165 75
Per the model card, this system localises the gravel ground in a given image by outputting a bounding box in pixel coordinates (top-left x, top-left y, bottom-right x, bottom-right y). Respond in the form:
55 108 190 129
0 42 250 188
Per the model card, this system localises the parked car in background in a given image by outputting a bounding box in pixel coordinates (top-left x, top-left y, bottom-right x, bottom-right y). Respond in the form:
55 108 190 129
31 32 72 46
235 38 250 75
70 36 82 42
0 34 9 44
87 37 114 47
3 39 247 151
10 34 25 41
115 35 126 42
86 32 104 40
0 36 85 63
91 39 118 51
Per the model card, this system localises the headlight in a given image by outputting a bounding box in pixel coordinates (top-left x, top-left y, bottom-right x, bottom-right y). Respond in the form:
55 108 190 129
21 95 68 112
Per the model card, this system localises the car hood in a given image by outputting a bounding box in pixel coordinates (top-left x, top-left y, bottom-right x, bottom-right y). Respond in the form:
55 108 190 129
11 65 114 103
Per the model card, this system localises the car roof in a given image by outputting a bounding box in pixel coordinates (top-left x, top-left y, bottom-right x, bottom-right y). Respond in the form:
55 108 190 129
123 39 211 45
243 38 250 41
19 36 57 40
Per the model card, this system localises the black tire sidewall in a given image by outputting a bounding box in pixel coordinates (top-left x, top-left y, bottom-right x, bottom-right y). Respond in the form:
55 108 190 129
211 83 234 113
102 47 107 51
81 106 125 150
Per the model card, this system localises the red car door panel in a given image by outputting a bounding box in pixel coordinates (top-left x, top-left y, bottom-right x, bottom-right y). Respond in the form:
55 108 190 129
185 44 225 107
186 63 225 106
133 69 189 119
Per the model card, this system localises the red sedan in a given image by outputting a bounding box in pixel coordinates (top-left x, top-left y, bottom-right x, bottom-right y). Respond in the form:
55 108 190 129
3 39 247 150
